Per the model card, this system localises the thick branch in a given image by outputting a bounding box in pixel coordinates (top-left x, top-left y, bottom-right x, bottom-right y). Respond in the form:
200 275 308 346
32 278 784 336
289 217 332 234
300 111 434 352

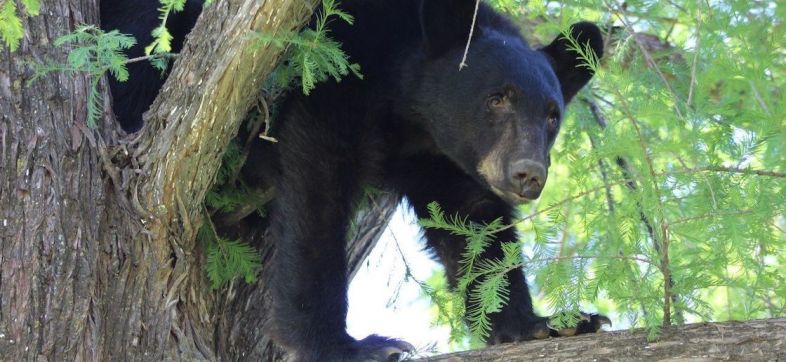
419 318 786 361
137 0 317 234
97 0 319 359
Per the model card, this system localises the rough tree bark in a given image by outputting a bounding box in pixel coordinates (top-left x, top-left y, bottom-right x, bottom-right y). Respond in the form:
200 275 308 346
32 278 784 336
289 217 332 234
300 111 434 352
420 318 786 361
0 0 397 361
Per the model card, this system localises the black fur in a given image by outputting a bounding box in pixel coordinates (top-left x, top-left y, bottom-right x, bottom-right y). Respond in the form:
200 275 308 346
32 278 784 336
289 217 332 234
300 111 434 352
100 0 202 132
101 0 604 360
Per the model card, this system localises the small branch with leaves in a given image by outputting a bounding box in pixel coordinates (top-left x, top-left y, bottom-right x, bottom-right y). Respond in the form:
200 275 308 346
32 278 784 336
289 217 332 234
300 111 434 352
28 25 176 127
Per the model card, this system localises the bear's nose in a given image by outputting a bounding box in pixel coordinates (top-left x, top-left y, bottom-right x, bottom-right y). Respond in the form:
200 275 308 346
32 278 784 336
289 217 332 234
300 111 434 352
509 159 547 199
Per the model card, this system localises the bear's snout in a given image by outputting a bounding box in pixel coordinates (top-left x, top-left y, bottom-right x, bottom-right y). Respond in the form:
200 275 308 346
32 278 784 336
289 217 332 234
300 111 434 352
508 159 547 200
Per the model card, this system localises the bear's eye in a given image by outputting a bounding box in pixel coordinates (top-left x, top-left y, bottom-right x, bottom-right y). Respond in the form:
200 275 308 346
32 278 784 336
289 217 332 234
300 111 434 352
486 94 505 110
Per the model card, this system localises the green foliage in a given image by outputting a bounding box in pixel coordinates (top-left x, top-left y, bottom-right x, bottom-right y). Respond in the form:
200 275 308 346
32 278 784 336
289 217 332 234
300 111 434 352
253 0 362 95
420 202 517 340
0 1 23 51
200 221 262 289
562 24 601 74
487 0 524 14
199 0 364 292
199 136 268 289
29 25 139 127
204 140 269 215
23 0 39 14
420 0 786 347
145 0 187 57
421 271 478 348
0 0 40 51
26 0 212 127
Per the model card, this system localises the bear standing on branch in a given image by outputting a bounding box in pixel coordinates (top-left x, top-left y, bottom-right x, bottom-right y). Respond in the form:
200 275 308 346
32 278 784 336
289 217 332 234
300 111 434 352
101 0 606 360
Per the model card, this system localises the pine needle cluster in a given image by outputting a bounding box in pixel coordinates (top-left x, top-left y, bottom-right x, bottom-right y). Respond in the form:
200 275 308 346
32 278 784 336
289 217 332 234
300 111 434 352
144 0 190 71
23 0 196 127
0 0 39 51
253 0 362 95
28 25 140 127
420 202 517 340
200 136 271 289
199 220 262 290
204 141 267 214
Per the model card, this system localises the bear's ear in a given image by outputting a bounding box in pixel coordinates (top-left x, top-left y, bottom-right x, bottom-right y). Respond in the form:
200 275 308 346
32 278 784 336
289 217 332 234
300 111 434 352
420 0 479 57
540 22 604 103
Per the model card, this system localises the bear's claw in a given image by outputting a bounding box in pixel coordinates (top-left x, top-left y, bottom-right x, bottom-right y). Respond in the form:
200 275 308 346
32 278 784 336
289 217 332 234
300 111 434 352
488 312 611 345
547 312 612 337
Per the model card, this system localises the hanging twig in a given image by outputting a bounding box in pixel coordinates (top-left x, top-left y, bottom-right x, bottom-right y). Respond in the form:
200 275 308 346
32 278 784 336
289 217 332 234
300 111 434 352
458 0 481 70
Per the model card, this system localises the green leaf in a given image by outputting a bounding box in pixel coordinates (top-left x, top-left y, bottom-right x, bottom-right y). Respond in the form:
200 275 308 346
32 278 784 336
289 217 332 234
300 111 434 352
66 47 91 69
21 0 40 16
32 25 137 126
0 0 23 51
201 223 262 290
145 26 173 55
251 0 362 95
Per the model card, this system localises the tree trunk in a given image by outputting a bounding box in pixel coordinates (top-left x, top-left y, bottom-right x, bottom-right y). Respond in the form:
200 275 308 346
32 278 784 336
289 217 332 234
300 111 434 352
0 0 397 360
419 318 786 361
1 2 109 360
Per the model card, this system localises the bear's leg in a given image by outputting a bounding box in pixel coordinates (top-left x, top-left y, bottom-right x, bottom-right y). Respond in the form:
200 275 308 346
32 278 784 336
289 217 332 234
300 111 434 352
404 159 608 344
268 107 411 361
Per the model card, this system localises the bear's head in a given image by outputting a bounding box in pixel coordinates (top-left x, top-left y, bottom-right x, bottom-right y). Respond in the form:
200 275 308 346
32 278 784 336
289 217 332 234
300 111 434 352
405 0 603 205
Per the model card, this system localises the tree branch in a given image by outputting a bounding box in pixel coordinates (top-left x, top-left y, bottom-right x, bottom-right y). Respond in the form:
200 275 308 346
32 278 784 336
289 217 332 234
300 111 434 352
418 318 786 361
96 0 319 358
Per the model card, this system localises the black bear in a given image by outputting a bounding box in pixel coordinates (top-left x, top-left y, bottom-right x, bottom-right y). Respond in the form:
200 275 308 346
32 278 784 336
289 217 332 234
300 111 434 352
101 0 606 360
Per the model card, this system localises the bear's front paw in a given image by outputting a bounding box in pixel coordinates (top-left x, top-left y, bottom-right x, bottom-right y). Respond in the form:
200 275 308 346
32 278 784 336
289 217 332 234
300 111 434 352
295 334 413 362
546 312 612 337
488 313 611 345
351 335 414 362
